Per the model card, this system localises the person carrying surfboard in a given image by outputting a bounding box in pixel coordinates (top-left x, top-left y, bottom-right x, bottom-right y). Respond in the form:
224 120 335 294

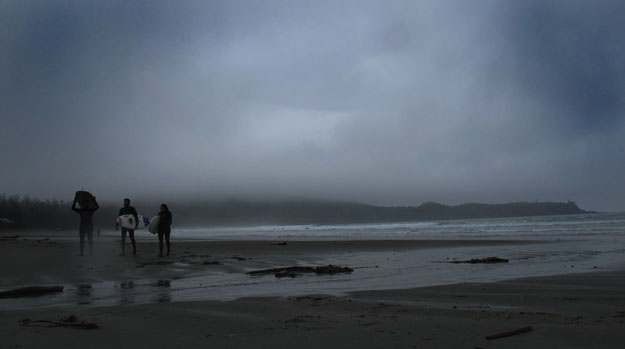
116 198 139 256
157 203 172 257
71 192 99 256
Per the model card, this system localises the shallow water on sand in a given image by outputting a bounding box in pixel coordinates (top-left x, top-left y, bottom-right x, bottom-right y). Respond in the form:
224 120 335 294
2 213 625 310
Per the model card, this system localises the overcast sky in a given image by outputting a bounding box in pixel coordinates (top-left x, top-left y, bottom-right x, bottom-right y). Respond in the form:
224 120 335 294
1 0 624 211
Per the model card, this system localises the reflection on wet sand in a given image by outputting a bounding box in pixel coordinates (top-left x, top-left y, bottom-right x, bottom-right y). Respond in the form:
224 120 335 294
117 281 136 305
153 280 171 303
75 284 91 305
111 280 172 305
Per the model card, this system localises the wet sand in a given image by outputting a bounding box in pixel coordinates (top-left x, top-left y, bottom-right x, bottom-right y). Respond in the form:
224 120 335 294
0 236 541 287
1 236 625 348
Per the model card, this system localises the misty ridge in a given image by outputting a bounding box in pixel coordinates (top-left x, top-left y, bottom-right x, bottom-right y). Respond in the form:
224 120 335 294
0 194 590 231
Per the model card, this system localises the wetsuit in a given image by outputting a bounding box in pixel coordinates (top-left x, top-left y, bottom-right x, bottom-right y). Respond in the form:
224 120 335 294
158 209 172 256
72 200 99 255
119 205 139 255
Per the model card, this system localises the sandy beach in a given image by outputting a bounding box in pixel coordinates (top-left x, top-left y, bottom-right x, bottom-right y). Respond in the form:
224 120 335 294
1 235 625 348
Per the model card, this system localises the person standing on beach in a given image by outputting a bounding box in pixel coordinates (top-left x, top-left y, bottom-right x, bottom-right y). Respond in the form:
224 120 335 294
71 196 99 256
157 203 173 257
116 198 138 256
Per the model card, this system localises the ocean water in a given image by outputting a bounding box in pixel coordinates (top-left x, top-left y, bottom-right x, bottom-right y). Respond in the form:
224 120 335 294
3 212 625 310
174 212 625 240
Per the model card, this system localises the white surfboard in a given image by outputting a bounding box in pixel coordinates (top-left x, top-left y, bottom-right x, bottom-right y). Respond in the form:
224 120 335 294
116 214 150 229
148 216 159 234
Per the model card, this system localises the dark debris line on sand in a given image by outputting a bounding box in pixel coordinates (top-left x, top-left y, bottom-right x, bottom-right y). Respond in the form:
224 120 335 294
247 265 354 278
448 256 509 264
20 315 100 330
135 261 174 268
136 255 222 267
0 285 64 298
486 326 533 340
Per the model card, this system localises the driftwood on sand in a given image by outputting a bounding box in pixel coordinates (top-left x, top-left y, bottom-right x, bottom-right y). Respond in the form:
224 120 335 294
136 261 174 268
247 265 354 278
448 256 509 264
486 326 532 340
0 285 64 299
20 315 100 330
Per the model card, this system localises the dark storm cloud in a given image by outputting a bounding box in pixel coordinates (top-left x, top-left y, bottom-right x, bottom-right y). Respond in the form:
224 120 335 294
498 0 625 129
1 0 624 211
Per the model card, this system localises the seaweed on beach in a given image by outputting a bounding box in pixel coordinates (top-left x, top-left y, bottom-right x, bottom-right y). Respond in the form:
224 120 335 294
20 315 100 330
118 281 135 289
0 285 64 298
137 255 222 267
486 326 532 340
247 264 354 278
136 261 174 268
448 257 509 264
155 280 171 287
179 255 221 265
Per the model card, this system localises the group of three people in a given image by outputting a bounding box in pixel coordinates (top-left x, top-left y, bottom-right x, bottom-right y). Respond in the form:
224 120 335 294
71 196 172 257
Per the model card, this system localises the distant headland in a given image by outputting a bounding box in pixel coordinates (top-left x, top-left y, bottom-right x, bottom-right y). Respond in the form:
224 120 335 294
172 199 591 226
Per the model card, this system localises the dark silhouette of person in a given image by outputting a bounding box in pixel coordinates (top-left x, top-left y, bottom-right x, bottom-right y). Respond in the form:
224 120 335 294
71 196 99 256
157 203 172 257
116 198 138 256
